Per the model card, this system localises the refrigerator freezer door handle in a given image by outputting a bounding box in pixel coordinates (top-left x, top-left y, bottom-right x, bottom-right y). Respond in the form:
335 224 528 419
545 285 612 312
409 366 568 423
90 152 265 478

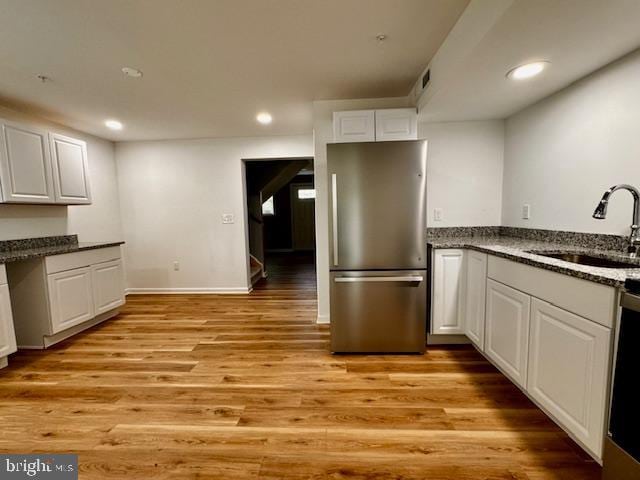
332 173 339 266
334 276 424 283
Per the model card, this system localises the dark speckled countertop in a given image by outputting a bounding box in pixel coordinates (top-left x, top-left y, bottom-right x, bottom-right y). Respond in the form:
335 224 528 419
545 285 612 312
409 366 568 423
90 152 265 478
427 227 640 288
0 235 124 264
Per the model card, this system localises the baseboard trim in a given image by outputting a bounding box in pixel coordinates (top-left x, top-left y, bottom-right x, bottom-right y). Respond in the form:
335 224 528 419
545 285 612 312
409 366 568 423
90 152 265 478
126 287 252 295
317 313 330 324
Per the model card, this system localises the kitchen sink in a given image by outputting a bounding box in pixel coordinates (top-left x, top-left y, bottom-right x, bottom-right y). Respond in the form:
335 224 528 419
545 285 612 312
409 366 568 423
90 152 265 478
530 252 640 269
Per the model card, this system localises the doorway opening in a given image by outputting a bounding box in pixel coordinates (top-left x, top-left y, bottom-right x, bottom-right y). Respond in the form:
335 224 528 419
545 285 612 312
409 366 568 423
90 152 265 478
243 157 316 291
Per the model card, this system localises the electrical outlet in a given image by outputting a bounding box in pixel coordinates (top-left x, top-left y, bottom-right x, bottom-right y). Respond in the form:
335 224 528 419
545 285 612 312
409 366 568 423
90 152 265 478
222 213 234 224
522 204 531 220
434 208 443 222
173 261 180 271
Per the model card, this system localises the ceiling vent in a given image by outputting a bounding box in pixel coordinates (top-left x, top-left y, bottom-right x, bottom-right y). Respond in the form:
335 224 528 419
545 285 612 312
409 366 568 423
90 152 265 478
422 69 431 89
410 64 432 105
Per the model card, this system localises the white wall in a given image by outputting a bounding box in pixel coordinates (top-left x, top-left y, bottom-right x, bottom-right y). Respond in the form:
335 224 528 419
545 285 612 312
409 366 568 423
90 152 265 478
0 104 122 242
116 135 313 293
503 49 640 235
419 120 504 227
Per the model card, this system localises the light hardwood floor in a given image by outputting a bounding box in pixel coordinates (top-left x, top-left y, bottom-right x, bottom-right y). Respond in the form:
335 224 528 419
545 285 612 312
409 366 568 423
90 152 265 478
0 253 601 479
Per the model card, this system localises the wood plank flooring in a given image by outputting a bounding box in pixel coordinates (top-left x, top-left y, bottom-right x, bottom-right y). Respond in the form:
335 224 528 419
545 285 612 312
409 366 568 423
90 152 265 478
0 253 601 479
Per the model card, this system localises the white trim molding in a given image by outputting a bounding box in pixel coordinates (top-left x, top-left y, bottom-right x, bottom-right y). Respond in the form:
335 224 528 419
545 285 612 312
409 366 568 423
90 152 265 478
126 287 252 295
317 313 330 324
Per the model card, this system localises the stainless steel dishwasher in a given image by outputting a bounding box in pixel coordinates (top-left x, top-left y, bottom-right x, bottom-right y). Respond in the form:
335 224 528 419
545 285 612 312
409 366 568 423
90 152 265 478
603 281 640 479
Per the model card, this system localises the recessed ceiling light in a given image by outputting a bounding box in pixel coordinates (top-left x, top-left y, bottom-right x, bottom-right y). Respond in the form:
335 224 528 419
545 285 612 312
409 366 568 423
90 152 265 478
256 112 272 125
105 119 123 130
507 61 550 80
121 66 143 78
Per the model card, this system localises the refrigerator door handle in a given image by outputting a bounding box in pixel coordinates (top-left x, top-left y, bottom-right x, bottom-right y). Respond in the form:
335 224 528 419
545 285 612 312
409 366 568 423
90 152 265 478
334 276 424 283
331 173 339 266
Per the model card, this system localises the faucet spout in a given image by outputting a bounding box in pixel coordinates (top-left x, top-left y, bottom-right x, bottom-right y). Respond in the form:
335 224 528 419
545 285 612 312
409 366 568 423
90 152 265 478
592 184 640 254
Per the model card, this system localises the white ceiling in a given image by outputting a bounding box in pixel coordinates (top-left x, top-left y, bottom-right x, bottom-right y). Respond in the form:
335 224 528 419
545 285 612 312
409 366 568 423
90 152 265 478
0 0 468 141
419 0 640 122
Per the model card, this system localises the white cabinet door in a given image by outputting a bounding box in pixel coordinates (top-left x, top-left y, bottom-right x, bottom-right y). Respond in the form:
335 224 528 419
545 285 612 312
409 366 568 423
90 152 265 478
47 267 94 333
0 284 17 359
49 133 91 205
528 298 610 458
432 249 465 334
485 279 530 387
464 251 487 349
0 119 55 203
333 110 375 143
375 108 418 141
91 259 125 315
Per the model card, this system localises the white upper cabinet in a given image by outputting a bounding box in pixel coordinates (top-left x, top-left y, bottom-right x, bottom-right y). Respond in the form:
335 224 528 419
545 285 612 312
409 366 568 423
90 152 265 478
485 279 531 388
333 110 376 143
374 108 418 141
50 133 91 204
333 109 418 143
0 119 92 205
0 119 55 203
527 298 610 457
463 251 487 349
431 249 465 335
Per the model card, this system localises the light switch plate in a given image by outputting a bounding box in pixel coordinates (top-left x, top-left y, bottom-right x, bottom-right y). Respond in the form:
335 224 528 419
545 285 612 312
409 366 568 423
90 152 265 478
522 204 531 220
222 213 234 224
434 208 443 222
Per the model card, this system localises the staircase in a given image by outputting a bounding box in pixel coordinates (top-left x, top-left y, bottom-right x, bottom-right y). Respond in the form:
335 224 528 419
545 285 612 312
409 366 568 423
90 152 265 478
250 255 265 286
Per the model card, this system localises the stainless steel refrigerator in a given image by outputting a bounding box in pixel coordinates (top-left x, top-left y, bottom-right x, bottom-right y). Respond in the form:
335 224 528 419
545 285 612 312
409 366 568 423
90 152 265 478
328 140 427 353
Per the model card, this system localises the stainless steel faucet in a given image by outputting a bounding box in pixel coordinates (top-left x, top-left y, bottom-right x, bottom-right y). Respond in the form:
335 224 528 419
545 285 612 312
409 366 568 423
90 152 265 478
593 184 640 257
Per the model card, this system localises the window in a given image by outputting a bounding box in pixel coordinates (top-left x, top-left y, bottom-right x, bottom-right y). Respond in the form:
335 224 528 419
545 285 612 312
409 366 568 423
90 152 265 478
262 196 274 215
297 188 316 200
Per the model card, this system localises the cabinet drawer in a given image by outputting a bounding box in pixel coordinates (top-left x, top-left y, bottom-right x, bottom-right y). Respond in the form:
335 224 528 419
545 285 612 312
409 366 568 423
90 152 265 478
487 255 617 328
0 265 6 285
330 270 426 353
47 267 94 333
46 246 121 274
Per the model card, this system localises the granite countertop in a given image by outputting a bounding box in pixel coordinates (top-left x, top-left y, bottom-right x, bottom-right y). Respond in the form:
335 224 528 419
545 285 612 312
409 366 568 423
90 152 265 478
428 234 640 288
0 235 124 264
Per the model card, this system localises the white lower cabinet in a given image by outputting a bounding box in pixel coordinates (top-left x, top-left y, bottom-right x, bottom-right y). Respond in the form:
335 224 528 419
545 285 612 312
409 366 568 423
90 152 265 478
485 279 531 388
47 267 94 333
8 246 124 349
431 249 465 334
435 250 616 461
0 283 17 361
91 259 125 315
463 251 487 348
527 298 610 457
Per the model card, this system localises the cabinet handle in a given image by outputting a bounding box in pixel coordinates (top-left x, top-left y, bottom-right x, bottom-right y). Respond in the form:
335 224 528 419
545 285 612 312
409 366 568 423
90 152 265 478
332 173 338 266
334 276 423 283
